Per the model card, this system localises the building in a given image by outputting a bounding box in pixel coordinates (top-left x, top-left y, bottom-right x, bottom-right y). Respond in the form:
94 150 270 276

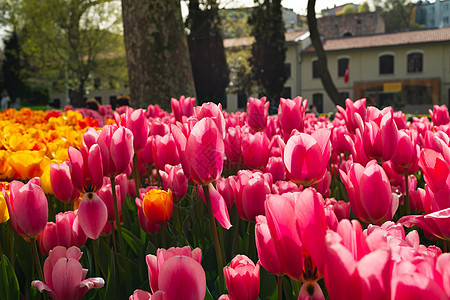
415 0 450 28
301 27 450 114
224 30 311 111
321 3 359 16
318 12 385 39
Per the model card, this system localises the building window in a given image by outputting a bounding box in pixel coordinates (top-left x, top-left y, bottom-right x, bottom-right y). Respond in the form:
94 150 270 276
282 87 292 99
312 93 323 113
312 60 319 78
407 53 423 73
285 63 292 78
338 58 349 77
379 54 394 74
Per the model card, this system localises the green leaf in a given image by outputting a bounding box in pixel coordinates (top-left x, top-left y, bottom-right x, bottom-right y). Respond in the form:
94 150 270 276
98 239 111 277
0 255 20 300
122 227 140 256
103 251 117 300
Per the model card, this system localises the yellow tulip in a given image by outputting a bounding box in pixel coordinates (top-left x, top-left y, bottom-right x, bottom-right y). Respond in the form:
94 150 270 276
142 189 173 224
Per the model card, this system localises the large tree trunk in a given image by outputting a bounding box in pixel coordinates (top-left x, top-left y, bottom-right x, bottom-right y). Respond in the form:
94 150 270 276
121 0 196 111
307 0 345 107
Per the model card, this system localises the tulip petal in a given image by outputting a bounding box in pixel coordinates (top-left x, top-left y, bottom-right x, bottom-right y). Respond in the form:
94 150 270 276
208 183 232 230
77 193 108 240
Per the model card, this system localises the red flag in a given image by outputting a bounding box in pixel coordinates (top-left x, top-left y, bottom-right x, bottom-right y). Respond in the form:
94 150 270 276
344 65 349 83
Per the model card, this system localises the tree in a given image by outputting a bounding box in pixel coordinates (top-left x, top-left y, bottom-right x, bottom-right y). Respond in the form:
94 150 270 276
186 0 229 106
358 1 371 13
9 0 125 107
249 0 287 108
122 0 196 110
373 0 416 32
307 0 345 107
337 4 357 15
1 31 25 101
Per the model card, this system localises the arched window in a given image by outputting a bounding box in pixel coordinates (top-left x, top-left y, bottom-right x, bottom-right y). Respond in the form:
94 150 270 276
407 52 423 73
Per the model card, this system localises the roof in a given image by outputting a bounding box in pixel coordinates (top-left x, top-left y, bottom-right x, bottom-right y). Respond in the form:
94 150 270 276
223 30 308 48
303 27 450 53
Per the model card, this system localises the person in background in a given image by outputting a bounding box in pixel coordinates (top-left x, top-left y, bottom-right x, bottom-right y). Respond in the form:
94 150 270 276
1 89 10 111
85 98 101 111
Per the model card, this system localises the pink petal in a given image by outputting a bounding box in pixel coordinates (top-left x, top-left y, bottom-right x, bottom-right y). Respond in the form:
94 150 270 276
157 256 206 300
77 193 108 239
208 183 232 230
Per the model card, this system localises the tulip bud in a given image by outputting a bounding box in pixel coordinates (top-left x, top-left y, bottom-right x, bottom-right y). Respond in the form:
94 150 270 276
223 255 260 300
142 189 173 224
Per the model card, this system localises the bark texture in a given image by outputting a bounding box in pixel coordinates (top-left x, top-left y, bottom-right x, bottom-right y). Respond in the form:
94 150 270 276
121 0 196 110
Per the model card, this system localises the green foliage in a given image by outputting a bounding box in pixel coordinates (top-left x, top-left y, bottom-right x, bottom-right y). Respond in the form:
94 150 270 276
2 0 126 107
219 8 252 38
249 0 288 107
358 1 371 13
337 4 357 15
373 0 418 32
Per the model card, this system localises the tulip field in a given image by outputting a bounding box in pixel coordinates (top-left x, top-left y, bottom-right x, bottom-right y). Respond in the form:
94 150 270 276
0 96 449 300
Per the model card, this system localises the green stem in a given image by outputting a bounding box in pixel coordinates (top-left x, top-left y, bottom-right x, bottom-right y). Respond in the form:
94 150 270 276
173 203 181 234
277 275 283 300
133 154 141 198
111 176 127 267
444 239 448 253
404 169 410 216
202 185 225 293
9 225 14 269
0 239 9 300
31 238 44 282
92 238 100 276
110 221 119 264
160 223 166 248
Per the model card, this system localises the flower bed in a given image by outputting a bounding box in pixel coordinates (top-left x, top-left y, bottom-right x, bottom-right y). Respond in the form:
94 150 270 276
0 97 448 300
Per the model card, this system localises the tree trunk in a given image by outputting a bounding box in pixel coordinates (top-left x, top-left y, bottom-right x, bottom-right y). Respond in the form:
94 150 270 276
307 0 345 107
121 0 196 111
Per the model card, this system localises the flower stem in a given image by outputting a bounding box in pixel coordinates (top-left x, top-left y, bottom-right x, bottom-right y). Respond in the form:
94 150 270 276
404 169 410 216
9 225 14 269
92 238 100 276
31 238 44 282
110 221 119 264
133 154 141 197
110 176 127 268
277 275 283 300
0 239 10 300
202 185 224 293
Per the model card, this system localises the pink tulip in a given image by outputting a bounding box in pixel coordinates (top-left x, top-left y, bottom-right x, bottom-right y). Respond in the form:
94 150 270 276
391 129 419 170
198 183 232 229
50 162 80 203
152 133 180 170
336 98 366 134
278 97 308 135
97 125 135 177
223 255 260 300
185 118 225 185
32 246 104 300
159 164 188 202
361 108 398 162
216 176 237 211
265 193 304 280
399 208 450 241
194 102 226 137
123 108 149 152
68 145 103 193
324 220 392 300
247 96 269 132
146 246 205 299
418 149 450 194
225 126 243 164
38 210 87 255
171 96 195 122
429 104 450 126
138 136 154 168
295 188 327 275
331 126 355 157
77 192 108 239
324 198 351 221
129 290 166 300
283 128 331 187
255 215 282 275
340 160 394 224
263 156 286 182
97 181 123 221
235 171 272 221
241 131 271 170
3 179 48 238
